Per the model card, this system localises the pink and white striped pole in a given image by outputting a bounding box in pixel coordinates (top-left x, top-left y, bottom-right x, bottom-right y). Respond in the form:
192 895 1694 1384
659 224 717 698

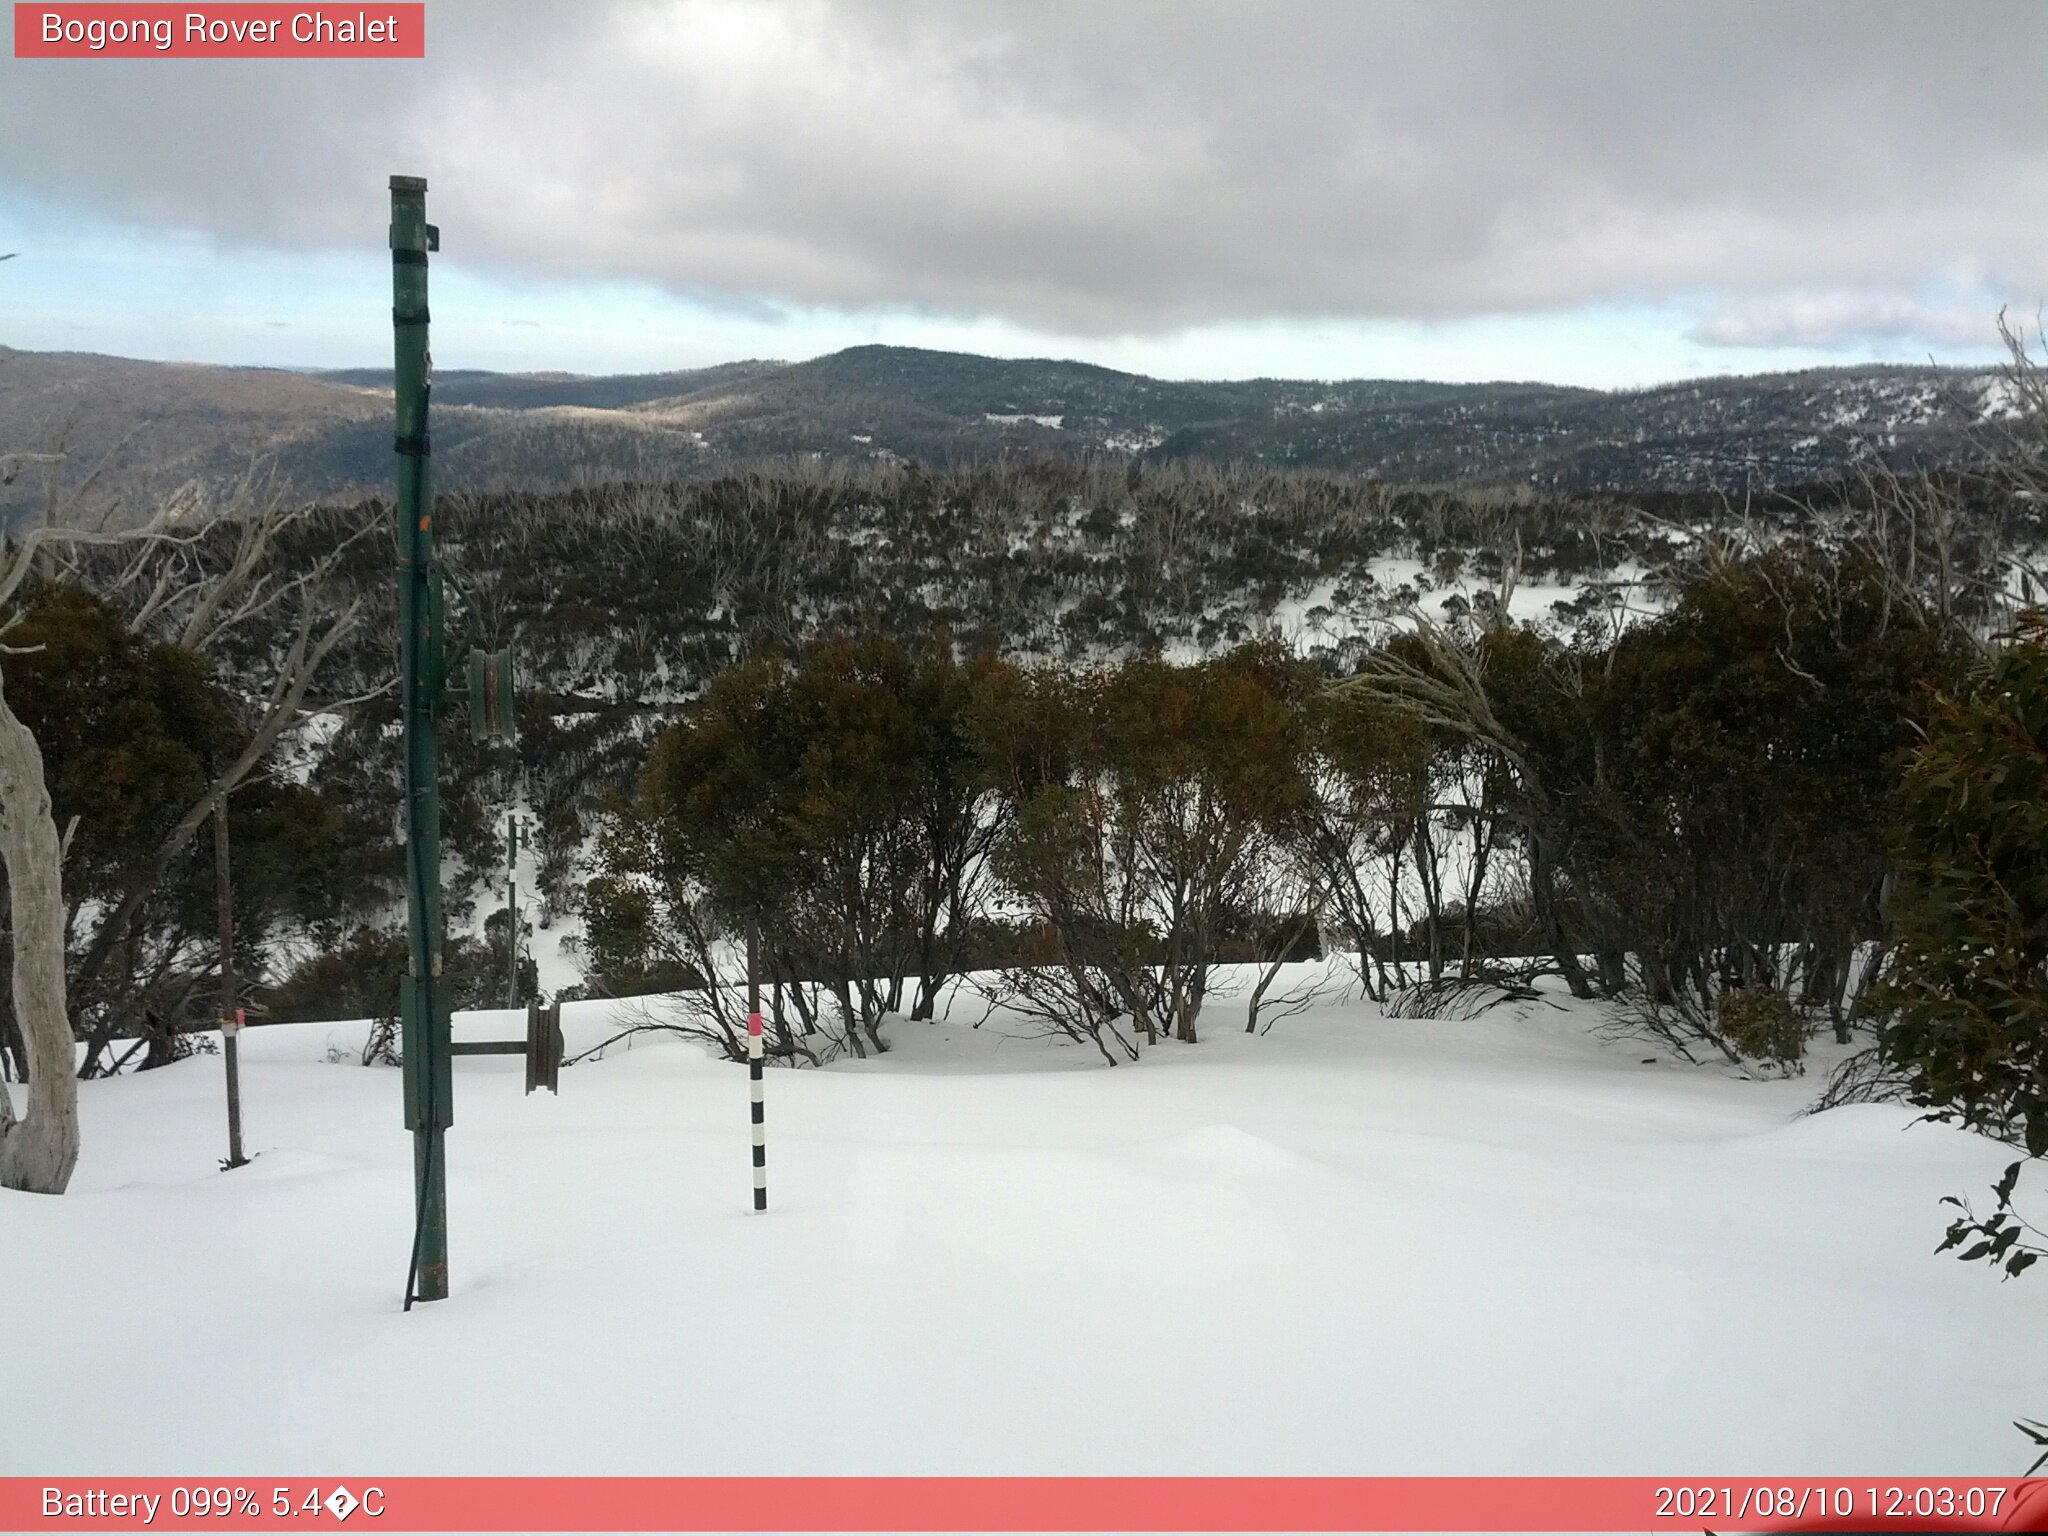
746 923 767 1212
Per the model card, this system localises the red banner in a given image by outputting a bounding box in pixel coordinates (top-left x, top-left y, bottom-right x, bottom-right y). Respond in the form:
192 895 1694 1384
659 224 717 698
5 1478 2048 1532
13 4 424 58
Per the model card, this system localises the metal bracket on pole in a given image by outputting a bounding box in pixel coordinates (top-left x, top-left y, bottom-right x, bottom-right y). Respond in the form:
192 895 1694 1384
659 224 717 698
525 1000 563 1095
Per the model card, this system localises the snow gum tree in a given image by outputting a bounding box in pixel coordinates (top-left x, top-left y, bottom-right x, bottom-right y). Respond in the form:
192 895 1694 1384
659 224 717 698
1347 547 1969 1057
0 531 184 1190
0 533 171 1191
0 589 237 1077
1289 680 1431 1001
0 497 367 1193
1879 614 2048 1157
1880 317 2048 1163
977 643 1312 1049
597 631 1011 1060
1563 548 1967 1046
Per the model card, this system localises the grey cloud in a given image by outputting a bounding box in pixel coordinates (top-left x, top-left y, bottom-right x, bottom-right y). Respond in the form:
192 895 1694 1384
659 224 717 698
0 0 2042 342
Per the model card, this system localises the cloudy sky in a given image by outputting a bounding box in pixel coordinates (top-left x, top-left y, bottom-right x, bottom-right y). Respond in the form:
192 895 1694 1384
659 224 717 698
1 0 2043 385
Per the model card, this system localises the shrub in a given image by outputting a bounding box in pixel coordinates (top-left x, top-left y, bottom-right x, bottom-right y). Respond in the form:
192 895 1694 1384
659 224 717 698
1383 976 1538 1021
1716 985 1805 1069
257 925 522 1024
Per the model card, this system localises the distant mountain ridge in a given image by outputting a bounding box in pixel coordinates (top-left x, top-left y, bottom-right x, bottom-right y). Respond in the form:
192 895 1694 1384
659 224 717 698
310 359 784 411
0 341 2017 525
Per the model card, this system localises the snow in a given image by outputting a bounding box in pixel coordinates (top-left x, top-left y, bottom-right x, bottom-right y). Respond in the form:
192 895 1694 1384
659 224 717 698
524 914 585 998
272 711 344 786
451 801 586 999
1251 558 1661 651
3 969 2039 1476
1981 376 2026 421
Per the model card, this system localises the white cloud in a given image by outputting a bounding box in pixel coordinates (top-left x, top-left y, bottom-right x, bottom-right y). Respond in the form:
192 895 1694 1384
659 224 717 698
1688 291 2013 351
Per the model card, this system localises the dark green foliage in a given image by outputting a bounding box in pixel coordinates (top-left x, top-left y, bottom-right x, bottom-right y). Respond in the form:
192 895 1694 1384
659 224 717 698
257 924 529 1025
1877 616 2048 1153
1597 548 1961 982
572 852 711 1001
3 587 236 904
598 632 1335 1061
1870 604 2048 1467
0 583 464 1066
588 631 1009 1058
1342 542 1976 1051
975 641 1316 1050
1934 1162 2045 1283
1529 549 1965 1035
0 590 311 1049
257 928 407 1025
644 633 922 1055
1715 986 1805 1069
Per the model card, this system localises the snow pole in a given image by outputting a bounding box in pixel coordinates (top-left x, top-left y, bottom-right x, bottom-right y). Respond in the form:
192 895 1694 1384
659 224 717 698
747 922 767 1211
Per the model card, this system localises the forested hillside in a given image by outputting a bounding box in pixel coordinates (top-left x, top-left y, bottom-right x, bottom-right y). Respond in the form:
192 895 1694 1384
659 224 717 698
0 342 2020 529
7 431 2031 1082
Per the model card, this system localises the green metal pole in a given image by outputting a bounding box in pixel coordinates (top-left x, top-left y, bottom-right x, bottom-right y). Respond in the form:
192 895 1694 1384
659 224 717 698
391 174 449 1305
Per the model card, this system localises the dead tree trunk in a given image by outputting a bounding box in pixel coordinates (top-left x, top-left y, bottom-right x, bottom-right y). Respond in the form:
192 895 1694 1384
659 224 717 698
0 675 78 1193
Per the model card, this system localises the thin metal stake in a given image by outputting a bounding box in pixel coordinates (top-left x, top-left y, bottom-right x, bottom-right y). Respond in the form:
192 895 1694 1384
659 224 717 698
748 922 766 1211
214 798 248 1170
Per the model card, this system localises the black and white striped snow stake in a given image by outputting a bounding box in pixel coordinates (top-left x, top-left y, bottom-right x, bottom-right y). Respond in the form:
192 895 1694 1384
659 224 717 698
748 1009 767 1210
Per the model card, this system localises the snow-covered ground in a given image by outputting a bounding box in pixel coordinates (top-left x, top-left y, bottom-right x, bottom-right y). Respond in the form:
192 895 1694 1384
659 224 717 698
3 968 2039 1475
